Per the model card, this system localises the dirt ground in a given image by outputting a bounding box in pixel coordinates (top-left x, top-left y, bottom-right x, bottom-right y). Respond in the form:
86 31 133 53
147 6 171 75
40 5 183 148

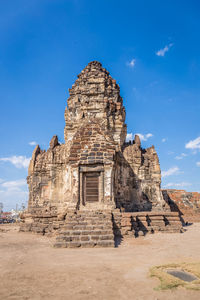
1 223 200 300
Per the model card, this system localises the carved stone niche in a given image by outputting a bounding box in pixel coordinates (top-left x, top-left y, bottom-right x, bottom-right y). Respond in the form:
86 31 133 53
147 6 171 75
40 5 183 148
79 164 104 210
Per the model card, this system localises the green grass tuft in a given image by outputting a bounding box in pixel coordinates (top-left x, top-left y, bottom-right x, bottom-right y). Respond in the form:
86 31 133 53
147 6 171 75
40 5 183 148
150 262 200 291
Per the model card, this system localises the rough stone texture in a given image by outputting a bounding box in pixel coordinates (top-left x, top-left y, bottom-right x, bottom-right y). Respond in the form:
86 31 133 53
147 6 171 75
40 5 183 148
64 61 126 147
20 61 181 247
20 210 182 248
163 189 200 223
49 135 59 149
117 142 168 211
113 211 183 239
54 211 114 248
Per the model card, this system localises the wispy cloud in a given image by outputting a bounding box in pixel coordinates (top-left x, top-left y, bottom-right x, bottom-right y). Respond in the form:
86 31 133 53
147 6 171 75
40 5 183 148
127 59 136 68
163 182 191 188
147 81 158 88
162 138 167 143
1 179 26 190
162 166 180 177
197 162 200 167
29 141 37 146
136 133 153 141
126 133 133 142
167 151 174 155
185 136 200 150
0 155 31 168
175 153 187 160
156 43 173 57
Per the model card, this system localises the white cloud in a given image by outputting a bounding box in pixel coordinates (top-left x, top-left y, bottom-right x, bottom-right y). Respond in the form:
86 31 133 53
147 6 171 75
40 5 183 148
29 141 37 146
126 133 153 142
196 162 200 167
185 136 200 150
175 153 187 160
126 133 133 142
162 138 167 143
156 43 173 57
0 178 28 211
127 59 136 68
1 179 26 189
162 166 180 177
0 188 28 211
126 132 153 142
163 182 191 188
136 133 153 141
0 155 30 168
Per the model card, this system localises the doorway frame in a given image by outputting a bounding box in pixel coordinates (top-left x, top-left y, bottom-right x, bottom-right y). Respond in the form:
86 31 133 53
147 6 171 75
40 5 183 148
79 164 104 207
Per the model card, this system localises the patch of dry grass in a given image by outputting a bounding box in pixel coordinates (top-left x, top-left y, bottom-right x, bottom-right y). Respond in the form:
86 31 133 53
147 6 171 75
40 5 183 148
150 262 200 291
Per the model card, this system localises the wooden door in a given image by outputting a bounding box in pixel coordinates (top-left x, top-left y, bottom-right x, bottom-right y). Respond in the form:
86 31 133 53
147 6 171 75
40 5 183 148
84 172 99 203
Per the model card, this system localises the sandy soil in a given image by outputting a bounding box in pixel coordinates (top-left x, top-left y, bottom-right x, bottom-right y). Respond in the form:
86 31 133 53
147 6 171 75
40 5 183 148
1 223 200 300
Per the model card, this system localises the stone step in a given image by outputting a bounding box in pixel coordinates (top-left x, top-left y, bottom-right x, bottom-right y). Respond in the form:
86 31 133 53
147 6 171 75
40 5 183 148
167 220 182 224
59 229 113 236
56 234 114 242
69 216 111 220
61 224 111 230
54 239 114 248
53 211 114 248
64 221 112 226
95 240 114 247
74 214 111 219
165 224 182 228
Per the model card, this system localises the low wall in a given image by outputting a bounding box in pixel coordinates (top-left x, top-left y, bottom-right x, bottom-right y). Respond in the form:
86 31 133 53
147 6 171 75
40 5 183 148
20 210 183 239
20 213 64 235
162 189 200 223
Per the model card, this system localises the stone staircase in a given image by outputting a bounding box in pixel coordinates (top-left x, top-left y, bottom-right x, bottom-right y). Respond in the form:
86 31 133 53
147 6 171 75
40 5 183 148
112 211 183 239
53 210 114 248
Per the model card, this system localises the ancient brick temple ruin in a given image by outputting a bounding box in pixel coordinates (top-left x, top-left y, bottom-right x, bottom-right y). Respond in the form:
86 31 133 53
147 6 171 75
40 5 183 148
20 61 183 247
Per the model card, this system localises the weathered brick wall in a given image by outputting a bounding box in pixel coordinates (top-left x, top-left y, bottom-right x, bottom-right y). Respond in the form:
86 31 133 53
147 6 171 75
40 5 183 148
68 121 117 166
27 138 68 215
64 61 127 147
116 137 168 212
20 213 63 235
162 189 200 222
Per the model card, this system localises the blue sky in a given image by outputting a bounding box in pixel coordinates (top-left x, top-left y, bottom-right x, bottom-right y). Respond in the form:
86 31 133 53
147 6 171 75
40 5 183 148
0 0 200 211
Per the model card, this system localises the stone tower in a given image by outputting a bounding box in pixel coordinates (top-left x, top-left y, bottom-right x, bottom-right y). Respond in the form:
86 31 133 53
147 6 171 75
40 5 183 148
22 61 172 242
64 61 127 147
